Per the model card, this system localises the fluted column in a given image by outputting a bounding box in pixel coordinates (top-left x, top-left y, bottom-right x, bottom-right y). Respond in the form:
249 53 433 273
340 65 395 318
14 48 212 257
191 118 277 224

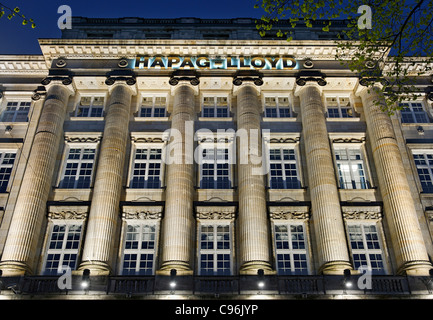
236 84 273 275
0 81 73 276
359 86 432 275
297 84 352 275
79 81 135 275
158 83 195 275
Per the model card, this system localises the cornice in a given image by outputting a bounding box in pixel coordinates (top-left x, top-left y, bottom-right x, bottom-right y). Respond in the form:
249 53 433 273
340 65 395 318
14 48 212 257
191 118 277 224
0 55 48 74
38 39 347 65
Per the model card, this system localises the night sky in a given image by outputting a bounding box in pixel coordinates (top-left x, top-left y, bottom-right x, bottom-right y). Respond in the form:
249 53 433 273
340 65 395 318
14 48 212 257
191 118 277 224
0 0 263 54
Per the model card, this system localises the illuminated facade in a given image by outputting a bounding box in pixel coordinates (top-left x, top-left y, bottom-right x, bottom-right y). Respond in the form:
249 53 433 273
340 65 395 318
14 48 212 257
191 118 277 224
0 17 433 298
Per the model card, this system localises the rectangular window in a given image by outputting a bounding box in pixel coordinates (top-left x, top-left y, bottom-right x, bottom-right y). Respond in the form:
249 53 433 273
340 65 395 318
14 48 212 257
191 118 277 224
334 147 368 189
200 147 231 189
269 147 301 189
199 223 232 275
400 102 430 123
74 96 104 117
202 96 229 118
413 151 433 193
59 146 96 189
1 101 31 122
274 223 309 275
347 223 386 274
0 151 16 192
326 96 353 118
264 96 293 118
139 96 167 117
130 148 162 188
43 223 82 275
121 222 158 275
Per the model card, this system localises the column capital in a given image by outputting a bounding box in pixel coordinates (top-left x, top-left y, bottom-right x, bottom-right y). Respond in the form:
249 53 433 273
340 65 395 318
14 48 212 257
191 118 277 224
170 79 199 96
294 81 324 97
232 81 261 97
105 76 137 95
355 82 385 98
41 76 75 96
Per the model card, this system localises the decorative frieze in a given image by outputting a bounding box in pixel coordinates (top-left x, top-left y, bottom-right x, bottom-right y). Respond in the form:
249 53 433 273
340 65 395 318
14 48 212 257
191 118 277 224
196 206 236 220
342 206 382 220
64 135 102 143
269 206 310 220
122 206 163 220
48 210 88 220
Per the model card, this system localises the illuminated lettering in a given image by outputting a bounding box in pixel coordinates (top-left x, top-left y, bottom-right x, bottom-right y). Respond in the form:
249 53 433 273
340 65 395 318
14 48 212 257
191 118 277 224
150 57 165 68
134 55 297 70
196 57 210 68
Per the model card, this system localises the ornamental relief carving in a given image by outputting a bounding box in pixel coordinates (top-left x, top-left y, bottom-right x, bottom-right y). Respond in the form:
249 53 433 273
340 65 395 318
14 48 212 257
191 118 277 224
269 206 310 220
342 211 383 220
197 211 236 220
48 211 88 220
270 211 310 220
64 136 102 143
131 137 164 143
122 211 162 220
122 206 163 220
196 206 236 220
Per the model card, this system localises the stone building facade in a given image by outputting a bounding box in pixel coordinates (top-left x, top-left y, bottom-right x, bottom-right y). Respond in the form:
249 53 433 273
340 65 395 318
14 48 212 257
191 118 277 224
0 17 433 298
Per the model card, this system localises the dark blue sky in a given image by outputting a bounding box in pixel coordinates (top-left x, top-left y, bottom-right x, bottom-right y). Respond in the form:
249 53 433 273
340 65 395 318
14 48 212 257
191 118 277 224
0 0 263 54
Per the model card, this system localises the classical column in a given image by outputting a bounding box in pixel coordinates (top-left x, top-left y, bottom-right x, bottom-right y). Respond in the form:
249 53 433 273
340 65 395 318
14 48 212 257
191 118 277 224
158 83 195 275
78 80 135 275
236 83 273 275
297 83 352 275
359 86 432 275
0 80 74 276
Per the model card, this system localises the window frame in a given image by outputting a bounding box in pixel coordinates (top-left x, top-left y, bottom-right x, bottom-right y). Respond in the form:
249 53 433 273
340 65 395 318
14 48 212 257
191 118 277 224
333 144 370 190
325 95 355 119
345 220 387 275
0 100 32 122
272 220 311 275
200 94 230 118
263 95 295 118
198 143 233 189
197 220 233 276
267 145 302 189
119 220 159 276
400 100 430 124
42 220 84 275
411 149 433 193
138 94 168 118
73 94 106 118
128 143 165 189
0 149 17 193
58 143 98 189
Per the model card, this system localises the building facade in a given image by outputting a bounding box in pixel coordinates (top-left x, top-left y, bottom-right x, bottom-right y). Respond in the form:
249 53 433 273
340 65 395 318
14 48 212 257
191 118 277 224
0 17 433 298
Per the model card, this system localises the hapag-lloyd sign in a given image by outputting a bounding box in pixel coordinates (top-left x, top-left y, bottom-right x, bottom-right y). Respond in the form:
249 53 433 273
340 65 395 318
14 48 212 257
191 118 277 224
134 56 297 70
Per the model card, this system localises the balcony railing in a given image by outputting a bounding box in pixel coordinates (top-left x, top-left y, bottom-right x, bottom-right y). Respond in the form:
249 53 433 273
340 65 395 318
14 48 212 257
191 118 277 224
0 274 431 297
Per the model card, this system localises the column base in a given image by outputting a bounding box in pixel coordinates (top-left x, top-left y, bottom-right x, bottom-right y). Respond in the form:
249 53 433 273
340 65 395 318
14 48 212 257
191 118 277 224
78 260 111 276
398 260 433 276
156 261 193 276
319 260 353 275
239 261 276 275
0 261 32 276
